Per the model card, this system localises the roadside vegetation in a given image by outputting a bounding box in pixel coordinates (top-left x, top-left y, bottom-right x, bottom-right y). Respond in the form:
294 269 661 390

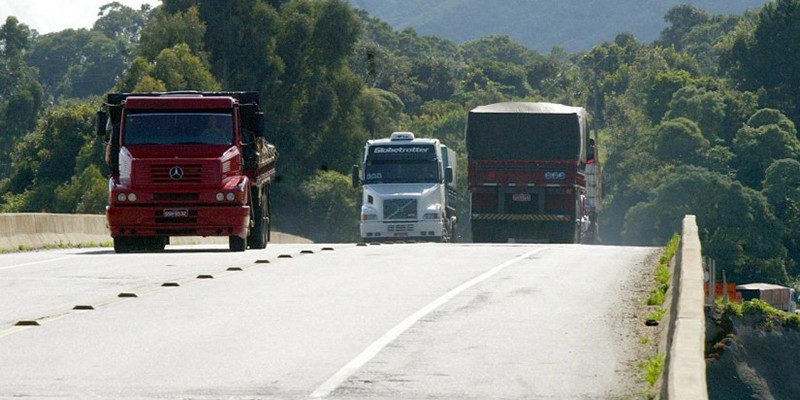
707 297 800 398
632 234 680 398
717 298 800 331
2 0 800 286
646 234 679 323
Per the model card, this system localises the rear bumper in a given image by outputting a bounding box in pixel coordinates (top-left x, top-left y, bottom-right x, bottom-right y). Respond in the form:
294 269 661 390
107 205 250 238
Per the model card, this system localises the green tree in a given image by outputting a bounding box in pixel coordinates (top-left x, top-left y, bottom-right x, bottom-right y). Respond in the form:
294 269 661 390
357 87 407 139
643 69 694 124
26 29 128 98
410 57 456 103
657 4 711 51
180 0 283 90
664 85 725 143
1 83 44 139
653 117 709 165
471 59 530 98
55 165 108 214
763 159 800 276
721 0 800 125
137 6 207 62
93 1 152 44
623 166 787 284
0 17 42 180
460 35 541 65
2 100 100 212
0 16 31 58
299 170 360 242
733 108 800 189
114 44 219 92
151 44 221 90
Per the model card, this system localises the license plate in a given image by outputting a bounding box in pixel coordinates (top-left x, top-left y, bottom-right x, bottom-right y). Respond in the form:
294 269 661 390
394 232 408 237
512 193 531 202
163 209 189 217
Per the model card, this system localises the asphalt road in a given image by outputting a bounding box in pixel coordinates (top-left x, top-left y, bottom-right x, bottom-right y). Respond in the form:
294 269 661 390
0 242 658 399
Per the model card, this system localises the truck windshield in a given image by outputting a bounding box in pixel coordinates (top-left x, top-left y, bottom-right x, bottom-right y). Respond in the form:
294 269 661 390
123 112 234 145
364 160 440 184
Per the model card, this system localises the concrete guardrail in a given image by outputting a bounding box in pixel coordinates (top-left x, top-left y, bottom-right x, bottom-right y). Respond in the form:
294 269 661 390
0 213 310 252
660 214 707 400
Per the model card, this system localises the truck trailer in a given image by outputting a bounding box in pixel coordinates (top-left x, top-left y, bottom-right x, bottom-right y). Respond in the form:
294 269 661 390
466 102 600 243
352 132 457 242
96 91 277 253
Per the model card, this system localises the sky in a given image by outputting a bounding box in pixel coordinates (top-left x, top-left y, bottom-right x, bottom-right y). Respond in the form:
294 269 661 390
0 0 160 34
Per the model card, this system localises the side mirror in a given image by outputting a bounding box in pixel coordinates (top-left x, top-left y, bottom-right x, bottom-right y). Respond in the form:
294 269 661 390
96 110 108 137
254 112 265 137
351 165 360 188
445 166 454 184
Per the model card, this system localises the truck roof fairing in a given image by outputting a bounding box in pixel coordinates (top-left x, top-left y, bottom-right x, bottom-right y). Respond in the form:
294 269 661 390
469 102 587 116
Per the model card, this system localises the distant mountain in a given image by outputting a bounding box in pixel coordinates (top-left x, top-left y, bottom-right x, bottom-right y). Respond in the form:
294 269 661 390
346 0 771 52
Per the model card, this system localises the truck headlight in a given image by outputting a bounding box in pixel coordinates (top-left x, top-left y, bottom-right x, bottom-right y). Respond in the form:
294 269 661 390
362 213 377 221
117 193 137 202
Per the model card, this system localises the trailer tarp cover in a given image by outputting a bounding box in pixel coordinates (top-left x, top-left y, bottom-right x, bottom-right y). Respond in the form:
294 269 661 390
467 102 587 161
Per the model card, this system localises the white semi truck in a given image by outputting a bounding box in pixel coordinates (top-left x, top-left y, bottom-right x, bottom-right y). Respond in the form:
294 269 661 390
352 132 457 242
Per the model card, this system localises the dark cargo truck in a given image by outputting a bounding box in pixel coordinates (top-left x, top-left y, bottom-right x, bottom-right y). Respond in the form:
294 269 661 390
466 102 600 243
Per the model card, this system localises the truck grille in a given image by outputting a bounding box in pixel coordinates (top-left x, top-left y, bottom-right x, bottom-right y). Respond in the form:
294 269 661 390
383 199 417 220
388 224 414 232
148 163 215 184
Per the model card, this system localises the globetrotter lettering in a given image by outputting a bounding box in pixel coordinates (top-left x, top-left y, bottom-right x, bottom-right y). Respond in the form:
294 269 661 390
373 146 430 154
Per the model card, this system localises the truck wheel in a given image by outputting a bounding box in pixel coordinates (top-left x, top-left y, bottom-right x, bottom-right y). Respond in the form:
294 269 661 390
229 236 247 252
146 237 167 252
113 237 133 253
248 189 269 249
449 216 458 243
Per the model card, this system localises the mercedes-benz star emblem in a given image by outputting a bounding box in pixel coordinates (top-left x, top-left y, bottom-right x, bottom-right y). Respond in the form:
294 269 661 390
169 166 184 180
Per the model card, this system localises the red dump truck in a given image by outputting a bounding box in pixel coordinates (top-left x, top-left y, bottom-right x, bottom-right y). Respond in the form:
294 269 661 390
96 91 277 253
466 102 600 243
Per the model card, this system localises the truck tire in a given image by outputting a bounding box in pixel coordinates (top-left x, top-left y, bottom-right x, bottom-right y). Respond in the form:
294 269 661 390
248 188 269 249
471 222 498 243
229 236 247 252
447 216 458 243
113 237 134 253
144 236 167 252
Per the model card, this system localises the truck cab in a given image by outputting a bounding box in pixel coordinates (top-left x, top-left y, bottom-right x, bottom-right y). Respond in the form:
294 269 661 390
352 132 456 242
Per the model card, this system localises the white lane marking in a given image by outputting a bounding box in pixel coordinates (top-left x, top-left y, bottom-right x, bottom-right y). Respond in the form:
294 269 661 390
0 256 74 271
309 247 548 398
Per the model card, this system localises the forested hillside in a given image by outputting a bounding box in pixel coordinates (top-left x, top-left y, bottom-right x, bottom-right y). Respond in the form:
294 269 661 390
2 0 800 288
346 0 770 52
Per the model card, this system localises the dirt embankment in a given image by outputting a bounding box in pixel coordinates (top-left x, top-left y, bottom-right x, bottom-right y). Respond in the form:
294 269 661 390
706 310 800 399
